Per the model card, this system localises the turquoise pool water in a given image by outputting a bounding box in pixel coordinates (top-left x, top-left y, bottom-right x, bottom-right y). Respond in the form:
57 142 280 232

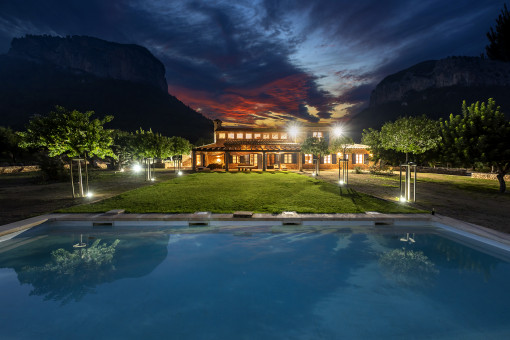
1 225 509 339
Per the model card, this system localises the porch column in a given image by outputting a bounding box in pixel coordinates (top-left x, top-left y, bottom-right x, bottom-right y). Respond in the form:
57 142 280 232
225 151 229 172
192 150 196 171
298 152 303 171
262 151 267 171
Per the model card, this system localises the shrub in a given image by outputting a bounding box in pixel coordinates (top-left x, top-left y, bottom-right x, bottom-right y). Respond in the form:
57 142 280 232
354 166 363 174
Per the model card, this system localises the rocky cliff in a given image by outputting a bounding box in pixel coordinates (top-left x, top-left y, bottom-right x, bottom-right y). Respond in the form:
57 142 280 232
370 57 510 106
8 35 168 92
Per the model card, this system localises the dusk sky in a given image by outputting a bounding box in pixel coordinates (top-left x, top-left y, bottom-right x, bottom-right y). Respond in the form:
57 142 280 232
0 0 506 126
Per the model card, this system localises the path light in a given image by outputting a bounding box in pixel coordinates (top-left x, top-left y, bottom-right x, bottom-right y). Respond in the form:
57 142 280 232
399 196 407 203
132 164 142 173
178 171 183 176
86 192 94 198
150 178 155 182
339 180 344 185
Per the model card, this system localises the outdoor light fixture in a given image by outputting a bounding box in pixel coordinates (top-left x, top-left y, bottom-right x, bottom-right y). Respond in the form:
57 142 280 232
86 192 94 198
289 126 299 137
399 196 407 203
132 164 142 173
332 126 343 137
150 178 155 182
339 180 344 185
120 168 125 173
178 171 183 176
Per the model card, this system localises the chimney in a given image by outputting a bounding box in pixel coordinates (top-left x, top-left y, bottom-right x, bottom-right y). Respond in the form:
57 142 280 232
213 119 222 131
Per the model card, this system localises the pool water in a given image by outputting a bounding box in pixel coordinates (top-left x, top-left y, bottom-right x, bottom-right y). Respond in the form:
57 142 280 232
1 225 510 339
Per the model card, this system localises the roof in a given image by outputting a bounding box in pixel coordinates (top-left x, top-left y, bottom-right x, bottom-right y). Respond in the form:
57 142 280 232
194 141 369 152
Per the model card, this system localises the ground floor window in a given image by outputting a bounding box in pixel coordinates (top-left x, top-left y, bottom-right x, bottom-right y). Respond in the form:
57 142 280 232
250 154 258 166
232 155 240 163
355 154 363 164
305 154 313 164
323 155 331 164
196 154 201 166
283 154 292 163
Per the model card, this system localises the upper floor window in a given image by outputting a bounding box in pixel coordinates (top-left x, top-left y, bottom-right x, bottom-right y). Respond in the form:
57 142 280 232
272 133 279 139
254 133 261 139
280 133 288 140
313 131 323 138
245 133 252 139
228 133 235 139
218 133 226 139
263 133 270 139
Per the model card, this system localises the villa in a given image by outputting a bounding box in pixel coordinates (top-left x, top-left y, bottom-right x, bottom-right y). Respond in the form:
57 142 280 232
192 120 372 171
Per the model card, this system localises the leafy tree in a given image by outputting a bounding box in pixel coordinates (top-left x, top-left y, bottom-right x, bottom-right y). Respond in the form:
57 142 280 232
379 115 441 163
486 4 510 61
169 136 193 170
301 136 329 175
440 99 510 193
329 135 354 157
17 106 115 196
0 126 24 163
110 130 136 170
362 128 403 167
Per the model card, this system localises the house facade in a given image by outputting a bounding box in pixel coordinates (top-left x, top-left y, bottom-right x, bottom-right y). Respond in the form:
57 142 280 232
192 120 372 171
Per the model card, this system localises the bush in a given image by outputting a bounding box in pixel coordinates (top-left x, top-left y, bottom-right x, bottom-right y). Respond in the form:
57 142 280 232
38 155 67 181
354 166 363 174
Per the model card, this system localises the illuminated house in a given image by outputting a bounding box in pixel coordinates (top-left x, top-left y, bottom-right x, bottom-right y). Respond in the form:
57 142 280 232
192 120 372 171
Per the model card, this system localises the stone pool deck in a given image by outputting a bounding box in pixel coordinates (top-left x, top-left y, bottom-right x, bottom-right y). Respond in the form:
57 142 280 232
2 211 510 251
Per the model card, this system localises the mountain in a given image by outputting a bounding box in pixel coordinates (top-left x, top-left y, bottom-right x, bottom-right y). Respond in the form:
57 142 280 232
349 56 510 140
0 35 212 142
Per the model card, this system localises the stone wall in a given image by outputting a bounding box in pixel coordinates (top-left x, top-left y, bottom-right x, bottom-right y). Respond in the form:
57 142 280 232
0 165 40 174
471 172 510 180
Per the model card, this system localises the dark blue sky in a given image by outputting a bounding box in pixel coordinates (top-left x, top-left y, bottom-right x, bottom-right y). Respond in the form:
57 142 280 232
0 0 505 126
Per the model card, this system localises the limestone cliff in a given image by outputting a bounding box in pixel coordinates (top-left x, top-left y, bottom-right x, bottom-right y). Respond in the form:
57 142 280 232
370 57 510 106
8 35 168 92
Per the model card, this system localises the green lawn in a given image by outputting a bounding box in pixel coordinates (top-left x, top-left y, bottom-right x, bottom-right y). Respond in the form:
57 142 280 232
60 172 421 214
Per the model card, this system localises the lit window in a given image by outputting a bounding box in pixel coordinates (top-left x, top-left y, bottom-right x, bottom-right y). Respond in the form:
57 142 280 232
305 154 313 164
250 154 258 165
272 133 279 139
196 155 201 166
237 133 244 139
218 133 226 139
284 154 292 163
232 155 240 163
263 133 270 139
245 133 252 139
324 155 331 164
356 154 363 164
313 131 323 138
280 133 287 140
254 133 261 139
228 133 235 139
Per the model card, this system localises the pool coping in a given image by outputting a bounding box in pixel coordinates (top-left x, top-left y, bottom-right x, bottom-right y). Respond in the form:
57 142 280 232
2 212 510 248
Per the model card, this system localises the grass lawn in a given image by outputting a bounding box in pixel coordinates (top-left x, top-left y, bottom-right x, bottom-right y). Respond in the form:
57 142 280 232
60 172 422 214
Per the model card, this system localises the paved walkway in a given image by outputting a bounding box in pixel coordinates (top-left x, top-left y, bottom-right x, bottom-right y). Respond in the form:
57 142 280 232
302 170 510 233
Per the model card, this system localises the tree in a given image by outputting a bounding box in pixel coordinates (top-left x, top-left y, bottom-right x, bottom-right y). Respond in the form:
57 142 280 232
379 115 441 163
18 106 115 197
169 136 192 171
362 128 404 167
329 135 354 157
301 136 329 175
486 4 510 61
0 126 24 163
440 98 510 193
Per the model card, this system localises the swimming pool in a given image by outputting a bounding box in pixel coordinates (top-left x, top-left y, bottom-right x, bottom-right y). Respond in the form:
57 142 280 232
1 222 509 339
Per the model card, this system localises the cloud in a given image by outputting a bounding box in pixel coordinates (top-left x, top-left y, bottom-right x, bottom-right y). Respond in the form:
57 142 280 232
0 0 507 127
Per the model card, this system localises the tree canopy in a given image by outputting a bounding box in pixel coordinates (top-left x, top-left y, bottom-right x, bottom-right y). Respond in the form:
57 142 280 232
18 106 115 159
440 98 510 192
379 115 441 163
486 4 510 61
329 135 354 156
301 136 329 174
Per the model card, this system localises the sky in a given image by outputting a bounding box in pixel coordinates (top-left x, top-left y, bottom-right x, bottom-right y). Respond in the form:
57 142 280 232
0 0 506 127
